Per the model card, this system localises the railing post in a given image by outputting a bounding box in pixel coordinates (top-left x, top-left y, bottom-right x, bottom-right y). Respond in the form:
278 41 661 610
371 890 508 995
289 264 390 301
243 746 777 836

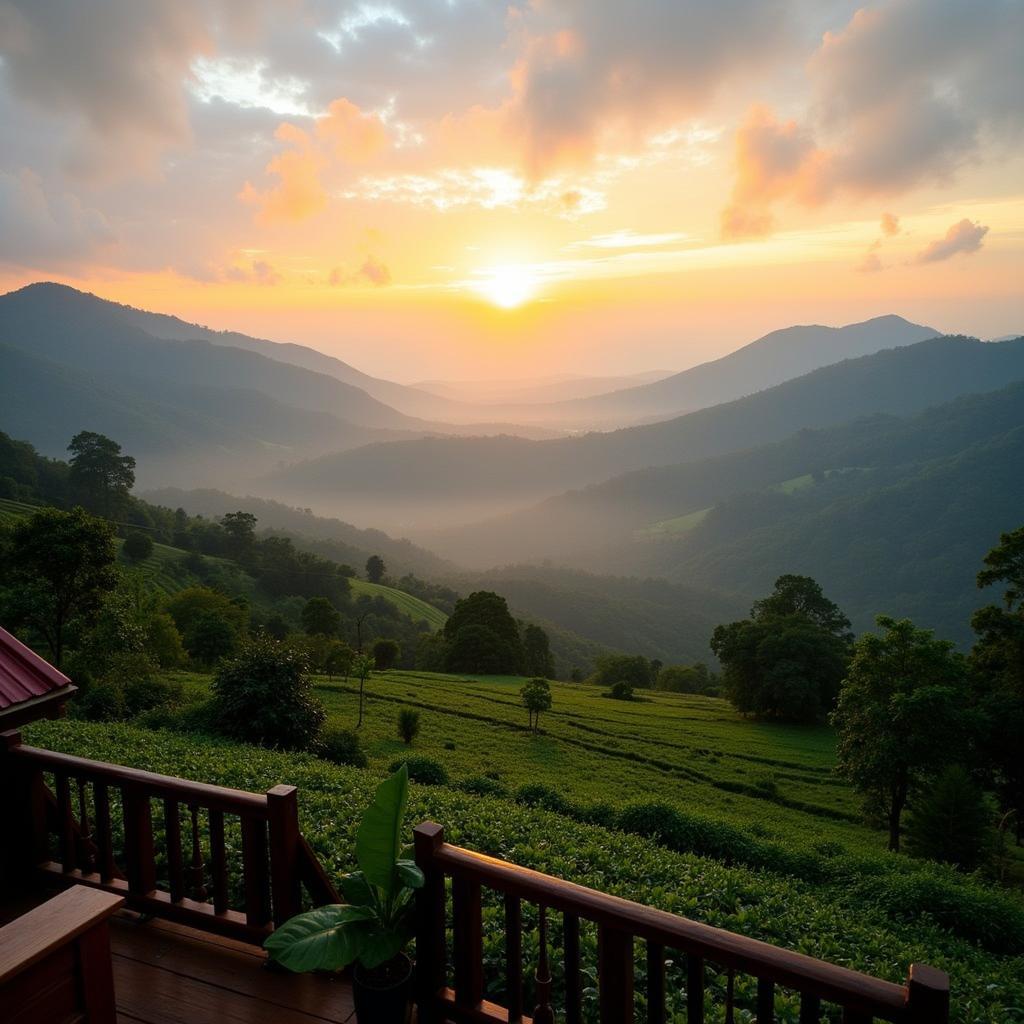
121 783 156 895
267 785 301 927
906 963 949 1024
598 924 634 1024
414 821 446 1024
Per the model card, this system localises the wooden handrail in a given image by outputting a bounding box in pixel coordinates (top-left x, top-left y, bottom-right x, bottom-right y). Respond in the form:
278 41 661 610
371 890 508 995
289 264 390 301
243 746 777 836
0 731 336 947
414 822 950 1024
8 741 267 814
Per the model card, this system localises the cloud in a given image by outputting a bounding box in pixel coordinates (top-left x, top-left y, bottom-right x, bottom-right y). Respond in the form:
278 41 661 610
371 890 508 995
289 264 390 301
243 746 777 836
0 0 214 178
880 212 900 236
0 168 115 263
316 98 390 162
238 123 326 223
856 251 883 273
720 0 1024 234
329 256 391 288
914 219 989 264
224 257 281 285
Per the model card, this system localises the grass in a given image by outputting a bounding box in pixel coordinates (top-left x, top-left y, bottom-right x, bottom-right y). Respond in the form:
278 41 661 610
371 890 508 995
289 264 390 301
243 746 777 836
638 506 711 537
308 670 886 857
25 718 1024 1022
348 579 448 629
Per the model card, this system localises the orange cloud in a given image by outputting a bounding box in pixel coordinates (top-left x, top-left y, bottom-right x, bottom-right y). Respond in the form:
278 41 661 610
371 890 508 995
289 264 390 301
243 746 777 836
238 123 326 223
316 99 390 162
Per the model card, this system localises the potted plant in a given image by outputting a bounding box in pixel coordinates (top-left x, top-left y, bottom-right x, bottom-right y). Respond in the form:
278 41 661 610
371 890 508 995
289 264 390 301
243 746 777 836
265 764 423 1024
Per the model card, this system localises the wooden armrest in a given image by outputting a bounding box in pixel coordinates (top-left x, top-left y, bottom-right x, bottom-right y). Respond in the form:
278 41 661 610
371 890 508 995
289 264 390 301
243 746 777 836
0 886 125 983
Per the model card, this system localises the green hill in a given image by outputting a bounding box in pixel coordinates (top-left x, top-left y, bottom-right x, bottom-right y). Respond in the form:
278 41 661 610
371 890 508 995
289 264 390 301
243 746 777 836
348 579 448 630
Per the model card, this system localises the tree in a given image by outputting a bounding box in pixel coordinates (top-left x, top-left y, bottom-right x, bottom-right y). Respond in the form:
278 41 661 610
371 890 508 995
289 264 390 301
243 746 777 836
397 708 420 745
220 511 258 559
905 765 992 870
353 653 373 728
0 506 118 666
711 576 852 722
373 637 400 670
831 616 971 851
443 591 522 674
609 680 634 701
211 634 325 750
323 639 354 680
656 663 717 695
189 614 238 666
165 587 248 664
970 526 1024 843
123 531 153 562
301 596 340 637
521 622 555 678
67 432 135 519
588 654 652 690
751 574 853 640
365 554 386 583
520 677 552 732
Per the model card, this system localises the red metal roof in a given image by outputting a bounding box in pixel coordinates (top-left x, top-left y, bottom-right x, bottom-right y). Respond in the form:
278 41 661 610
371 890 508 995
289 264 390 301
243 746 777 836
0 625 73 710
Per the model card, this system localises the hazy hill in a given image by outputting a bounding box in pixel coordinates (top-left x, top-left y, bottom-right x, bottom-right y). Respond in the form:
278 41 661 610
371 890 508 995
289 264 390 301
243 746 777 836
527 314 939 428
270 335 1024 528
414 369 674 405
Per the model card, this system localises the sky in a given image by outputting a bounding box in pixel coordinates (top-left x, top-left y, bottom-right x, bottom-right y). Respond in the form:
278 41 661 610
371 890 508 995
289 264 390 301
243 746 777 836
1 0 1022 381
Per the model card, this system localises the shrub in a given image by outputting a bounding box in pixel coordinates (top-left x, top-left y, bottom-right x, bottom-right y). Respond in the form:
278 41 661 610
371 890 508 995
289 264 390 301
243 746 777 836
74 682 127 722
319 725 368 768
608 680 634 701
211 635 325 750
389 755 448 785
905 765 992 870
123 531 154 562
514 783 570 814
124 676 182 718
457 775 508 797
579 801 618 828
397 708 420 745
373 638 401 670
444 740 456 751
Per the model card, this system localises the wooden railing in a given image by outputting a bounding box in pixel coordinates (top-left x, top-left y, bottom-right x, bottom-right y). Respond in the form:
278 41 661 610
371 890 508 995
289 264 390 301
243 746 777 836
413 822 950 1024
1 731 338 945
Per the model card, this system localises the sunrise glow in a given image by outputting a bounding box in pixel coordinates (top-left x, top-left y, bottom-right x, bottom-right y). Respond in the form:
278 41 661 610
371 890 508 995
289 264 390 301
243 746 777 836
473 265 541 310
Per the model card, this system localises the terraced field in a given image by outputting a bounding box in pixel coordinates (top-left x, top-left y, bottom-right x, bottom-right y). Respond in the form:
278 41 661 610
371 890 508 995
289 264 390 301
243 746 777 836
0 496 42 523
311 669 878 856
348 579 448 629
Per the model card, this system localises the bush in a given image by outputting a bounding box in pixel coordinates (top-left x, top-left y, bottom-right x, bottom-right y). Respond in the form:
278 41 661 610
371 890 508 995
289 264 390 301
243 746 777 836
457 775 508 797
444 740 456 751
389 755 448 785
905 765 992 870
608 680 634 701
124 676 182 718
211 635 325 750
319 725 368 768
74 682 127 722
373 638 401 670
397 708 420 745
123 530 154 562
514 783 570 814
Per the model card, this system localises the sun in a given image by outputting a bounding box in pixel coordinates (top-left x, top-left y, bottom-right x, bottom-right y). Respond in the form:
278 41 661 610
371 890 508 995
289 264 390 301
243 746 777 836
474 264 540 309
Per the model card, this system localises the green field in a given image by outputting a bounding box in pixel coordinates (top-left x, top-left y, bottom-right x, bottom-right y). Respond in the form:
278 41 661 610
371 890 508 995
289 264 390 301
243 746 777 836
638 506 711 537
348 578 448 629
26 717 1024 1022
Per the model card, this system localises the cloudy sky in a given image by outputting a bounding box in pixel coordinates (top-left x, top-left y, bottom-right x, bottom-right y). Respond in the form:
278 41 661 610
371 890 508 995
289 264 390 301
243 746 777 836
1 0 1021 379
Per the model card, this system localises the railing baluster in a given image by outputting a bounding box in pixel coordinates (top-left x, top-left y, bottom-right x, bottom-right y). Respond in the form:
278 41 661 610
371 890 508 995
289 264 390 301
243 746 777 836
241 815 271 927
452 875 484 1007
504 893 523 1024
564 911 582 1024
413 822 446 1024
164 798 184 903
757 978 775 1023
799 992 821 1022
687 954 704 1024
725 969 736 1024
77 778 95 873
208 809 228 914
646 941 665 1024
93 782 115 882
188 803 208 901
533 904 555 1024
598 924 633 1024
56 771 76 873
122 784 156 895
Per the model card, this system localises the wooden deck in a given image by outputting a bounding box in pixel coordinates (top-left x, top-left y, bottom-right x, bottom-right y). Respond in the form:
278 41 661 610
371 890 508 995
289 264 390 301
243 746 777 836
2 890 355 1024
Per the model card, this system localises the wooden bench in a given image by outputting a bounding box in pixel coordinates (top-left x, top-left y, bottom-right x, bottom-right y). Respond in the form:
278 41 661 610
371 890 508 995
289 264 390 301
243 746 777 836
0 885 124 1024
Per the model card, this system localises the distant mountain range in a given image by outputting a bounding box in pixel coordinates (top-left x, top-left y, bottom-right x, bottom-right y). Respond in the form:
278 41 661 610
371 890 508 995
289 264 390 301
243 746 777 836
272 334 1024 529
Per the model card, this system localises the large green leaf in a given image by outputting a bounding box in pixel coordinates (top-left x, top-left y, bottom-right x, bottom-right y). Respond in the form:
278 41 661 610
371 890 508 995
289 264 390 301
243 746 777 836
396 860 424 890
264 904 375 972
339 870 376 908
356 765 408 895
356 923 408 969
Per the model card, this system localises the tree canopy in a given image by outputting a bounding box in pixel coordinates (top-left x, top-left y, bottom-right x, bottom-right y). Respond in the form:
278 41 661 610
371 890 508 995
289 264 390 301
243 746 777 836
67 431 135 519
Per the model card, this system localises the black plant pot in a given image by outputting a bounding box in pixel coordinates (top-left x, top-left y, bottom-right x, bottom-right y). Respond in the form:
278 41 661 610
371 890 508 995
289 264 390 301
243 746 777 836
352 952 413 1024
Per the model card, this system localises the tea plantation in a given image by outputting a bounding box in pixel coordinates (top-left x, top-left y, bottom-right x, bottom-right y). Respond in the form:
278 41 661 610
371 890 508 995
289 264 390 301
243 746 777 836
25 719 1024 1022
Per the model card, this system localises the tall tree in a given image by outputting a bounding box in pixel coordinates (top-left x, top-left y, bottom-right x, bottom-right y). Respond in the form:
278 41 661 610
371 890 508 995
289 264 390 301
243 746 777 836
365 554 386 583
301 596 341 637
0 506 118 666
970 525 1024 842
521 622 555 678
67 431 135 519
831 615 970 851
443 591 522 674
220 511 258 560
751 574 853 639
520 677 552 732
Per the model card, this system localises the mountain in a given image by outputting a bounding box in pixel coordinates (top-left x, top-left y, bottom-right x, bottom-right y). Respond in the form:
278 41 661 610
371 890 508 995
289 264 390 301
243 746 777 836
413 369 674 405
535 315 940 428
269 335 1024 531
